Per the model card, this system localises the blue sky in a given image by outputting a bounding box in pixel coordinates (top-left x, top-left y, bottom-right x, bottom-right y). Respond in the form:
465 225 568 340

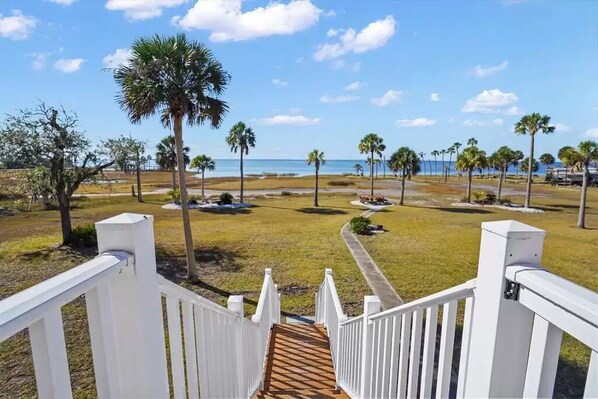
0 0 597 160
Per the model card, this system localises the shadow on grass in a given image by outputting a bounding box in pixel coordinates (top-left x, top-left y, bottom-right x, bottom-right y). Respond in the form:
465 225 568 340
157 246 243 281
196 207 253 215
432 207 493 214
13 243 96 263
296 207 348 215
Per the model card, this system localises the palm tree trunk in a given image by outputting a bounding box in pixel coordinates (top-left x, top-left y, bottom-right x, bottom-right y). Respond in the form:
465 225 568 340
577 165 589 228
440 155 445 182
173 115 197 283
240 150 244 203
525 135 535 208
498 168 504 200
428 159 432 178
400 172 406 206
171 168 177 191
314 165 319 207
201 170 205 201
136 163 143 202
467 171 472 203
370 150 374 198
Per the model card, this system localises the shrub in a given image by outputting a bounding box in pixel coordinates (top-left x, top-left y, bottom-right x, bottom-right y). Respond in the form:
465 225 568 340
219 192 233 205
472 191 486 203
168 189 181 204
328 180 355 187
281 191 292 196
188 198 198 205
499 198 512 206
484 191 497 204
460 196 470 203
350 216 371 235
71 224 97 247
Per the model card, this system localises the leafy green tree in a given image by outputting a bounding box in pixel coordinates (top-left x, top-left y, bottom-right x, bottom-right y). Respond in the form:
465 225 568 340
0 104 113 244
226 122 256 204
455 146 487 202
353 163 363 176
539 153 555 167
512 150 524 179
520 157 539 174
467 137 478 147
307 149 326 207
113 33 230 283
388 147 421 205
491 146 517 200
25 166 53 209
446 146 456 181
155 135 190 191
359 134 386 198
453 142 463 179
515 113 555 207
103 135 148 202
559 141 598 228
440 149 447 181
190 155 215 200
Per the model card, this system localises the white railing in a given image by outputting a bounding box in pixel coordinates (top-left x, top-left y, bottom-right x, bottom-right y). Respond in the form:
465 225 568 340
317 220 597 399
0 213 281 399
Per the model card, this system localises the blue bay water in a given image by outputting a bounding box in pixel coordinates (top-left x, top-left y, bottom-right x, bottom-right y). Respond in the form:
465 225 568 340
195 159 562 178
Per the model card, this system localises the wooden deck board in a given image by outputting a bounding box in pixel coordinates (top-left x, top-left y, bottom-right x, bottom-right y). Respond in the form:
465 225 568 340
255 324 349 399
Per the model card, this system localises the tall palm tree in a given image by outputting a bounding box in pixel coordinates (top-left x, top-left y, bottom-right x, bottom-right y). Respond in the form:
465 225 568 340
446 146 456 181
560 141 598 228
515 113 555 208
388 147 421 205
453 142 462 179
155 135 190 191
491 146 516 200
467 137 478 147
190 154 215 200
307 149 325 207
226 121 256 204
358 133 386 198
353 163 363 176
431 150 439 177
539 153 555 168
440 149 447 181
456 146 487 202
113 34 230 283
513 150 524 179
419 152 426 178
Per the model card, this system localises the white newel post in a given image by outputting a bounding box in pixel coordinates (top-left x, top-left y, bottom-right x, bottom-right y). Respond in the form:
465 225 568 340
95 213 169 398
228 295 246 398
464 220 545 398
359 295 381 399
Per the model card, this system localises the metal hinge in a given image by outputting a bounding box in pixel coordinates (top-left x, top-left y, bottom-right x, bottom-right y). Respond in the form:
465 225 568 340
504 279 520 301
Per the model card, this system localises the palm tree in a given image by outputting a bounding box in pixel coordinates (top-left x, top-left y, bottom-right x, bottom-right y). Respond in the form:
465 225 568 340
558 146 576 184
226 121 256 204
440 149 447 181
307 149 326 207
491 146 516 200
539 153 555 168
513 150 524 179
388 147 421 205
113 34 230 283
419 152 426 177
353 163 363 176
515 113 555 208
358 134 386 198
560 141 598 228
190 154 215 200
431 150 439 176
467 137 478 147
446 146 456 181
455 146 487 202
155 135 190 191
453 142 462 179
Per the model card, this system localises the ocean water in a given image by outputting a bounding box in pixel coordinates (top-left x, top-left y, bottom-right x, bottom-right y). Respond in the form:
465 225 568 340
193 159 562 178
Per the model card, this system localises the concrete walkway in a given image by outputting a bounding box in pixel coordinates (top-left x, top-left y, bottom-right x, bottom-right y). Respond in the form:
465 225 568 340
341 206 403 310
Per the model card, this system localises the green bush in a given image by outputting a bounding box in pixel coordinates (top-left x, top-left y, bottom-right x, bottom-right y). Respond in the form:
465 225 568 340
71 224 97 247
281 191 292 196
168 189 181 204
327 180 355 187
350 216 371 235
219 192 233 205
499 198 512 206
472 191 486 203
484 191 497 204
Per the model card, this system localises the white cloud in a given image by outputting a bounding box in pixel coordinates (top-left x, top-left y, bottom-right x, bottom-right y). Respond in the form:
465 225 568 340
46 0 78 5
396 118 437 127
103 48 131 68
272 78 288 87
430 93 441 102
320 94 358 103
371 89 404 107
553 123 571 132
331 59 345 70
106 0 186 20
585 128 598 138
323 9 336 17
54 58 85 73
174 0 322 42
493 118 504 126
503 106 524 116
0 10 37 40
462 89 518 113
345 81 365 91
327 28 338 37
29 52 50 70
257 115 321 126
473 60 509 77
352 62 362 72
313 15 396 61
463 118 504 127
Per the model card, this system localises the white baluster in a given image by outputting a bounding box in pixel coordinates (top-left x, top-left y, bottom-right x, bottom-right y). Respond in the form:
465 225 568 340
456 296 475 398
165 296 185 399
359 296 381 399
437 301 457 398
228 295 246 398
397 312 412 398
421 306 439 398
182 302 199 398
407 309 423 398
584 351 598 398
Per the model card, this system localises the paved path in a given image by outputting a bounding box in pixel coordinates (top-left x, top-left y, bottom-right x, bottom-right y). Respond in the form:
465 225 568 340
341 206 403 310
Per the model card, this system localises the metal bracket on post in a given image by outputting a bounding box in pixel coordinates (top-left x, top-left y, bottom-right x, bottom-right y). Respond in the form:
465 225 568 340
504 279 520 301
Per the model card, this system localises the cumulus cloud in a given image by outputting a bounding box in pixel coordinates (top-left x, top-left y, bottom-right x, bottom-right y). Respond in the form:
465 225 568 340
462 89 518 113
256 115 321 126
463 119 484 127
272 78 288 87
323 9 336 17
371 89 404 107
345 81 365 91
503 106 524 116
0 10 37 40
585 128 598 138
493 118 504 126
552 123 571 132
103 48 131 68
173 0 321 42
430 93 441 102
463 118 504 127
473 60 509 77
396 118 437 127
313 15 396 61
46 0 78 5
29 52 50 70
320 95 358 103
106 0 186 20
54 58 85 73
327 28 338 37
